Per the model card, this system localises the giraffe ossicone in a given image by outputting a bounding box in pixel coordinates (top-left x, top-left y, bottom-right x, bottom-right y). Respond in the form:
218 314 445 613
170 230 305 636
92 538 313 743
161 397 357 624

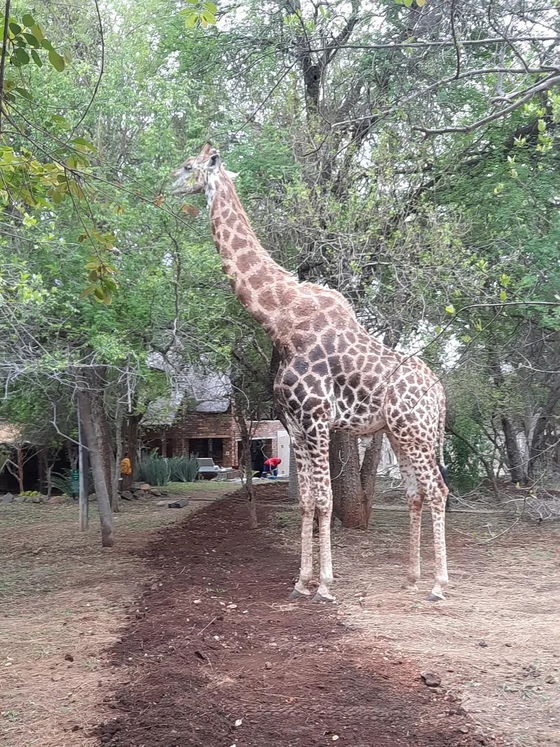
172 143 450 603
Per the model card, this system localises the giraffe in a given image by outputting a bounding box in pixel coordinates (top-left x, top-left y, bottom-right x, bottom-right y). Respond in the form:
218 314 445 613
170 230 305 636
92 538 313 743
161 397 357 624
172 143 449 603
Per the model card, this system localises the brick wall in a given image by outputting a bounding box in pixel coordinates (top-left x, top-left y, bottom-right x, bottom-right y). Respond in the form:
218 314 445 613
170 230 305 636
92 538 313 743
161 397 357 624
142 413 287 467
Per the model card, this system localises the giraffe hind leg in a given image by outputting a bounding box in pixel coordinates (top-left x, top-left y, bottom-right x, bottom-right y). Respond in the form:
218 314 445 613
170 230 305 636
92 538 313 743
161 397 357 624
391 439 424 592
406 447 449 601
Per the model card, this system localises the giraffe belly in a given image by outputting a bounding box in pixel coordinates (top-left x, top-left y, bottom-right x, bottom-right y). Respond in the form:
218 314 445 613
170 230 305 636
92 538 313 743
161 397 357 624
329 394 386 435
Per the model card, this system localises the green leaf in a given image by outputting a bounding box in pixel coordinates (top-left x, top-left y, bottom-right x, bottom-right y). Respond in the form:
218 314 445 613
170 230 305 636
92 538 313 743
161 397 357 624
22 13 35 27
499 289 507 302
30 24 44 42
41 38 53 51
205 1 218 12
184 12 198 28
23 32 40 47
70 137 96 152
51 114 70 128
416 0 426 5
14 86 33 100
48 49 65 72
9 22 22 35
12 47 30 66
30 49 42 66
445 304 455 315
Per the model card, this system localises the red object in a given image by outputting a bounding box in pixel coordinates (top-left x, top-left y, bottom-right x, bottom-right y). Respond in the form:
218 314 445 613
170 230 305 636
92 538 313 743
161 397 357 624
264 458 281 467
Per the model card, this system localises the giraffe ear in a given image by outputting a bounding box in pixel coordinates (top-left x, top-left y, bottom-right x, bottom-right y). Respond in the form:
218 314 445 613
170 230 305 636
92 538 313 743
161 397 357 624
208 152 221 170
225 170 238 181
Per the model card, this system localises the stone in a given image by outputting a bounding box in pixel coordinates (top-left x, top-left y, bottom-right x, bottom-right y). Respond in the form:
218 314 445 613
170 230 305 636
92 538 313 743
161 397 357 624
139 483 151 491
150 488 162 497
14 494 26 503
48 495 66 505
120 491 134 501
168 499 189 509
420 671 441 687
1 493 14 503
31 496 42 503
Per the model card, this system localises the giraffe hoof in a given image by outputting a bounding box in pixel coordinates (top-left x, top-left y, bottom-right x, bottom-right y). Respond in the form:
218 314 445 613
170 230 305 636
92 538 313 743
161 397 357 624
312 592 335 603
289 589 310 600
426 592 445 602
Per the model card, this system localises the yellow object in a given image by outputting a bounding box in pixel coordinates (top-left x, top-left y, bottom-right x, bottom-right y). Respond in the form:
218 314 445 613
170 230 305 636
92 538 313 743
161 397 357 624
120 457 132 476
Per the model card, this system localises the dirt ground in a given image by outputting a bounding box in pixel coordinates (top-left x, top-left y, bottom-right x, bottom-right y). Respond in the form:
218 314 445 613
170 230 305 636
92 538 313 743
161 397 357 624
0 481 233 747
2 483 559 747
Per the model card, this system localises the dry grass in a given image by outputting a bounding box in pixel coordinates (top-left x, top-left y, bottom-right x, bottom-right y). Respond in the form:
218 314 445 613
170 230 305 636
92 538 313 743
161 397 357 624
274 502 560 747
0 483 235 747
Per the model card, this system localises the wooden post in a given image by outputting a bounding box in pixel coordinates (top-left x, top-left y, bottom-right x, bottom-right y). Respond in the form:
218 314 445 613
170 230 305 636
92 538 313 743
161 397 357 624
161 433 167 457
78 400 89 531
16 446 24 493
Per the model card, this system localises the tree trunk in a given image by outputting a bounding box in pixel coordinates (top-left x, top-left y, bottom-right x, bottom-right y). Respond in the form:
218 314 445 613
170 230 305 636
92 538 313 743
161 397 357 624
16 446 24 493
528 387 560 479
124 412 141 488
113 405 123 513
38 449 48 495
501 415 527 484
96 396 117 510
359 434 383 528
239 420 258 529
329 430 363 528
77 388 114 547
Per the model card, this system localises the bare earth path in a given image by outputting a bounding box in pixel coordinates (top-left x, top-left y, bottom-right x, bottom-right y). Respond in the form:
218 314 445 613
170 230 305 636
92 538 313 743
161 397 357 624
96 487 495 747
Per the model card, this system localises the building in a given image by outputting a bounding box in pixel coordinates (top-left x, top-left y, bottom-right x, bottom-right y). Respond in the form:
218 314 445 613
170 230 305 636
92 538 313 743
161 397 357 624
140 366 289 474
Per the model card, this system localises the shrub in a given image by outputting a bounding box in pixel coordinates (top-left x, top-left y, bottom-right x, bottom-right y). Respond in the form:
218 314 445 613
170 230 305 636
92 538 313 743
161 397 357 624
136 454 171 486
168 455 199 482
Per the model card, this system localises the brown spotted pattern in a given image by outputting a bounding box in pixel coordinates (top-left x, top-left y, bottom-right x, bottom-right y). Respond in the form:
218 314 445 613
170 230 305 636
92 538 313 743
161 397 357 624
175 144 449 603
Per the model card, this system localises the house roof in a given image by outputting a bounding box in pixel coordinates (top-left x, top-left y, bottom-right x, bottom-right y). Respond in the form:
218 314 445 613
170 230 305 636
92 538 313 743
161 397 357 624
142 365 231 427
0 422 24 444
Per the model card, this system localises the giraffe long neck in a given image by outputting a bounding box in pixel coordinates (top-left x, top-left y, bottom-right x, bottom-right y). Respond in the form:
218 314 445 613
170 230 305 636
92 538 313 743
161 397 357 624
207 171 295 337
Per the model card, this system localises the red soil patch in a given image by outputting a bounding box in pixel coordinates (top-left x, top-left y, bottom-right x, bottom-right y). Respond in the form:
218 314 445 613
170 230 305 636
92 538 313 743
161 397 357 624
95 486 496 747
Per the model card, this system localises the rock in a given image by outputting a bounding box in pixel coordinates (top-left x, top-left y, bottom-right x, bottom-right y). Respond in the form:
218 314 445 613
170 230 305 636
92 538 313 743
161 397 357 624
420 671 441 687
478 640 488 648
32 496 43 503
64 653 74 662
14 494 26 503
139 483 151 491
265 661 272 670
150 488 162 496
48 494 67 505
120 491 134 501
168 499 189 509
2 493 14 503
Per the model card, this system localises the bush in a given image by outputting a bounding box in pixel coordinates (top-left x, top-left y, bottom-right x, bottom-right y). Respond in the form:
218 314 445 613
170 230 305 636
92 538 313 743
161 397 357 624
51 469 73 495
136 454 171 486
168 455 199 482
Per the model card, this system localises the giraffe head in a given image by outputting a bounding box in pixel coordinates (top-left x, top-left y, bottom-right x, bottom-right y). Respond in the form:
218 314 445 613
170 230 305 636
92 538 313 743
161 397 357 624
171 142 237 201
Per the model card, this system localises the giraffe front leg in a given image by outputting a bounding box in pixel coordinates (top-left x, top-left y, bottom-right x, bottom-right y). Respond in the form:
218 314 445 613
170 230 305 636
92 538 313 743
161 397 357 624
428 499 448 601
405 498 423 591
288 435 315 600
290 506 314 599
311 434 335 603
313 502 335 602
